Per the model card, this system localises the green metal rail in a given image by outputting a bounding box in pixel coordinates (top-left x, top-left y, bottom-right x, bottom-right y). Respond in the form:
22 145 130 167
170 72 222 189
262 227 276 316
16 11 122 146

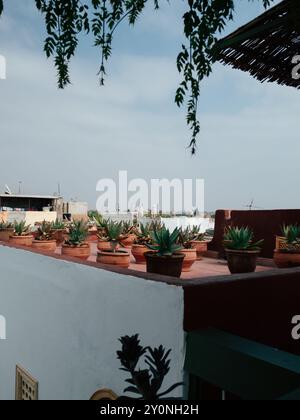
185 329 300 400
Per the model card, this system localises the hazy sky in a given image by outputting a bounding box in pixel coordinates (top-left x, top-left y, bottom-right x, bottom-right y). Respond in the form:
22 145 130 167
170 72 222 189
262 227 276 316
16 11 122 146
0 0 297 211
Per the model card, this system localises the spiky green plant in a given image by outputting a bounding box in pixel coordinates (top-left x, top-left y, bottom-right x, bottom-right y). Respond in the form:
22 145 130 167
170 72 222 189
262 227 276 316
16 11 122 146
223 227 263 251
0 220 13 230
13 221 31 237
93 212 104 229
190 225 205 241
147 227 183 257
178 227 194 249
282 224 300 245
65 220 88 247
51 219 65 230
135 224 153 246
121 221 138 236
105 221 124 252
35 221 53 241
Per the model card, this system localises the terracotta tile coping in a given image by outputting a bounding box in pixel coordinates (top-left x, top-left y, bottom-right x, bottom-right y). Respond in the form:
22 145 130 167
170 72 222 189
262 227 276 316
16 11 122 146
0 241 289 289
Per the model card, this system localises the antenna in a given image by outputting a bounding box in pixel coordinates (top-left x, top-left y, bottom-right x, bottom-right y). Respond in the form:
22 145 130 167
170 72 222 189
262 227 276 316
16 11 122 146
58 182 61 196
18 181 22 195
4 185 12 195
243 199 264 211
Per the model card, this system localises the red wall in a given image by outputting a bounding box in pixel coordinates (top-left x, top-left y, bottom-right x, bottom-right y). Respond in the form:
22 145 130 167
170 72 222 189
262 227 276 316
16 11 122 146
184 269 300 356
208 209 300 258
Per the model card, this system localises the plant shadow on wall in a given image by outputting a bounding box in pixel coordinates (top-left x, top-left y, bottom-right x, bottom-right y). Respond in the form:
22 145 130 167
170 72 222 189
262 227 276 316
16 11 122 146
116 335 183 400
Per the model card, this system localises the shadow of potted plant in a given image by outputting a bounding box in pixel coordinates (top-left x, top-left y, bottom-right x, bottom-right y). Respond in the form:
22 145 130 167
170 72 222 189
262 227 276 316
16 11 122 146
177 227 197 272
223 226 263 274
116 334 183 400
97 220 131 268
274 224 300 268
145 227 184 278
0 221 14 242
61 220 90 259
9 221 34 247
32 221 57 252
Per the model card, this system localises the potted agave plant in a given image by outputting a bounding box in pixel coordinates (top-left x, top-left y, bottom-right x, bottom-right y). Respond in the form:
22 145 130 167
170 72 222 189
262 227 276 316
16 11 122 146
97 219 120 252
189 225 208 260
274 224 300 268
9 221 34 247
132 224 153 265
32 221 57 252
97 220 131 268
177 228 197 272
145 227 184 278
62 220 90 259
51 219 66 245
120 221 138 249
0 221 14 242
224 226 264 274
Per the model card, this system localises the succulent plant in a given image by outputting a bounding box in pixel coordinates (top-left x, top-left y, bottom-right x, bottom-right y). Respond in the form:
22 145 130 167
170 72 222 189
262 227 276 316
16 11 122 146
121 221 138 236
135 223 153 246
65 220 88 246
0 221 13 230
190 225 205 241
35 221 54 241
13 221 31 237
223 226 263 251
147 227 183 257
178 227 194 249
51 219 65 230
117 334 183 400
92 212 104 229
280 224 300 252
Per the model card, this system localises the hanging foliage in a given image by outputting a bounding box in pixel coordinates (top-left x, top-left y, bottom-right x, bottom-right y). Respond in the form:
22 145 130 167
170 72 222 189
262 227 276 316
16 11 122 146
0 0 275 152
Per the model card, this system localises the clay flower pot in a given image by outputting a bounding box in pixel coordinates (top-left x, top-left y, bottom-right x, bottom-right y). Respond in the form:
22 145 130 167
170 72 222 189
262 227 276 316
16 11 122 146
190 240 208 260
0 228 14 242
97 240 120 252
181 248 197 272
97 250 130 268
145 252 185 278
9 235 34 247
61 243 90 260
274 250 300 268
132 244 149 264
275 236 287 251
225 249 260 274
120 234 137 249
51 229 66 245
32 240 57 253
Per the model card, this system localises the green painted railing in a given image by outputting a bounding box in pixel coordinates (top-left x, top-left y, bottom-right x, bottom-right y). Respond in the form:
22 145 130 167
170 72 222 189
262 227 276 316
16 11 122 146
185 329 300 400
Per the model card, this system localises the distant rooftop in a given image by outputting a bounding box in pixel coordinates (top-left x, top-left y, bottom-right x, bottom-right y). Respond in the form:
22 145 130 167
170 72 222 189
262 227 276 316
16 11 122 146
0 194 62 200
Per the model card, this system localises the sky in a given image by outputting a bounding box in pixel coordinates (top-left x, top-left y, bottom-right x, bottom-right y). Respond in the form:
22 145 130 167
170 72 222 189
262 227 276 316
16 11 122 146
0 0 298 212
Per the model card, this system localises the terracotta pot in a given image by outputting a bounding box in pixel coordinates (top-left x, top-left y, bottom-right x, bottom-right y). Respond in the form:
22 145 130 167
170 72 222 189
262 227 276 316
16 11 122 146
120 234 137 249
51 229 66 245
190 240 208 260
0 228 14 242
274 250 300 268
32 240 57 253
88 228 98 243
225 249 260 274
181 248 197 272
145 252 184 278
132 244 149 264
97 240 120 252
97 250 130 268
61 243 90 260
9 235 34 247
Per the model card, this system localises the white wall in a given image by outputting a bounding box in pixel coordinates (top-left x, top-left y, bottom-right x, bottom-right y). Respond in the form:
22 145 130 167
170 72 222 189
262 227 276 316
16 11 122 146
0 246 185 400
1 211 57 226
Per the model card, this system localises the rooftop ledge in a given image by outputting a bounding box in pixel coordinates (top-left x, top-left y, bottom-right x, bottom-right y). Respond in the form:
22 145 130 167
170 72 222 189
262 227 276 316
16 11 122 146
0 240 287 288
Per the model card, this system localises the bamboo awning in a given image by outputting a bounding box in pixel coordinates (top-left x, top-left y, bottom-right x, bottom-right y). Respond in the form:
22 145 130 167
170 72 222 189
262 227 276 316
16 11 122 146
216 0 300 89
